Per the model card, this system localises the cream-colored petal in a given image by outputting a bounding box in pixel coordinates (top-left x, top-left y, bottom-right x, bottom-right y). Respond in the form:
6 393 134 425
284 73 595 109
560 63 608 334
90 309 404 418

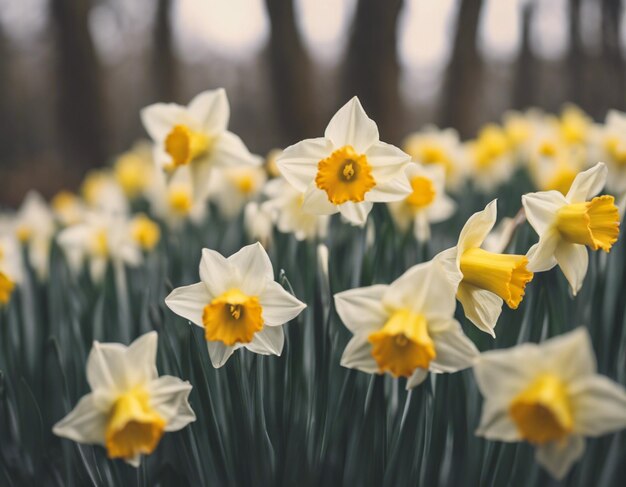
334 284 389 334
259 280 306 326
427 195 456 223
86 341 128 391
541 328 596 381
228 242 274 295
526 230 559 272
456 282 503 336
365 176 412 203
125 331 159 385
457 199 498 254
245 326 284 356
535 435 585 480
434 246 463 289
565 162 607 203
428 318 479 372
165 282 211 328
187 88 229 134
199 248 236 297
207 341 238 368
554 242 588 296
211 131 260 168
475 395 521 442
364 141 411 180
277 138 334 192
52 393 107 445
340 334 379 374
406 368 429 389
522 191 567 235
302 184 339 215
338 201 373 226
412 213 431 242
147 375 196 432
140 103 188 141
324 97 379 153
570 375 626 436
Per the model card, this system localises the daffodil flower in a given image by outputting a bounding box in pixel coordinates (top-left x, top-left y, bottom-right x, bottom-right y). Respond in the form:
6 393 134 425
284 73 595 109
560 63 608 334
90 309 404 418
208 165 267 219
334 260 478 388
387 163 456 242
81 169 129 216
522 162 620 295
113 141 156 199
165 242 306 367
465 124 516 193
53 332 195 467
593 110 626 193
474 328 626 479
0 234 21 305
141 88 259 199
276 97 411 226
243 202 274 248
436 200 534 336
51 191 86 227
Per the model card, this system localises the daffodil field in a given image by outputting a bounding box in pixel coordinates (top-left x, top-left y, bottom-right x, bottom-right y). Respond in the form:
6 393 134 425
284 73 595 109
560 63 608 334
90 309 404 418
2 90 626 486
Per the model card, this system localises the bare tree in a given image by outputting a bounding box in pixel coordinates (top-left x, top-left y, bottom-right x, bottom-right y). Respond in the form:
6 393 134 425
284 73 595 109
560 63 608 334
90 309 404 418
513 1 535 110
601 0 624 112
153 0 178 102
50 0 106 169
567 0 584 107
265 0 318 144
440 0 484 137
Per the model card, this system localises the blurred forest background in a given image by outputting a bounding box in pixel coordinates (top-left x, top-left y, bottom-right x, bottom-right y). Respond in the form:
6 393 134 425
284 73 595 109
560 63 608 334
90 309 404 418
0 0 624 206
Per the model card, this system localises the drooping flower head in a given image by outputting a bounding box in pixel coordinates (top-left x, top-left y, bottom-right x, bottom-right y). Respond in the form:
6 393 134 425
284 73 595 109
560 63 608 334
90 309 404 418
436 200 534 336
335 260 478 388
523 162 620 295
53 332 196 467
277 97 411 226
165 242 306 367
474 328 626 479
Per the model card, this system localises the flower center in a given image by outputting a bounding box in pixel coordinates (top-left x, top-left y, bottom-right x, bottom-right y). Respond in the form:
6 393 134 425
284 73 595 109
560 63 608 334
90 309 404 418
406 176 436 209
0 271 15 305
368 309 436 378
473 125 509 169
91 229 109 258
230 172 256 195
555 195 620 251
164 124 210 168
538 141 558 158
105 388 166 461
509 374 573 444
419 144 451 169
459 248 533 309
315 145 376 205
202 288 264 345
131 215 161 251
168 188 193 215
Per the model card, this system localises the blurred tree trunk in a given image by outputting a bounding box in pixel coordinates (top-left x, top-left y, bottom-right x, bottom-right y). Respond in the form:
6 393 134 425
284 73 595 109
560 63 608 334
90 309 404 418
441 0 484 137
265 0 318 143
153 0 178 101
344 0 405 143
50 0 106 169
567 0 584 107
513 2 535 110
0 24 11 168
601 0 624 112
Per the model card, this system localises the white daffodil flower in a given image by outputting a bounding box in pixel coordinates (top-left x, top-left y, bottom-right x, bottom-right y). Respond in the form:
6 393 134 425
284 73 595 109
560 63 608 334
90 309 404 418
0 234 22 305
81 169 129 217
436 200 533 336
243 202 274 248
165 242 306 367
58 211 142 283
53 332 195 467
262 177 329 241
147 166 207 229
592 110 626 193
141 88 259 199
522 162 620 296
334 260 478 389
465 124 516 193
276 97 411 226
387 163 456 242
208 164 266 219
51 191 86 227
113 140 157 200
474 328 626 480
402 125 465 191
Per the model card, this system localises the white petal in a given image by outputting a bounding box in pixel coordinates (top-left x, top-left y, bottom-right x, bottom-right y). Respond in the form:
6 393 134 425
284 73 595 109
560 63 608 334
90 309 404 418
189 160 213 201
125 456 142 468
457 199 497 254
522 191 567 235
324 97 379 152
245 326 284 356
413 213 431 242
140 103 187 141
406 368 429 389
259 280 306 326
207 341 238 368
570 375 626 436
276 137 334 192
365 176 412 203
554 242 588 296
365 141 411 180
565 162 607 203
211 131 259 168
456 282 503 336
526 230 559 272
228 242 274 295
535 435 585 480
302 185 339 215
199 248 235 297
340 334 379 374
338 201 373 226
125 332 159 385
165 282 210 328
147 376 196 432
475 395 521 442
187 88 229 134
428 318 479 372
86 341 128 391
434 246 463 289
427 195 456 223
334 284 389 334
52 393 106 445
541 328 596 381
